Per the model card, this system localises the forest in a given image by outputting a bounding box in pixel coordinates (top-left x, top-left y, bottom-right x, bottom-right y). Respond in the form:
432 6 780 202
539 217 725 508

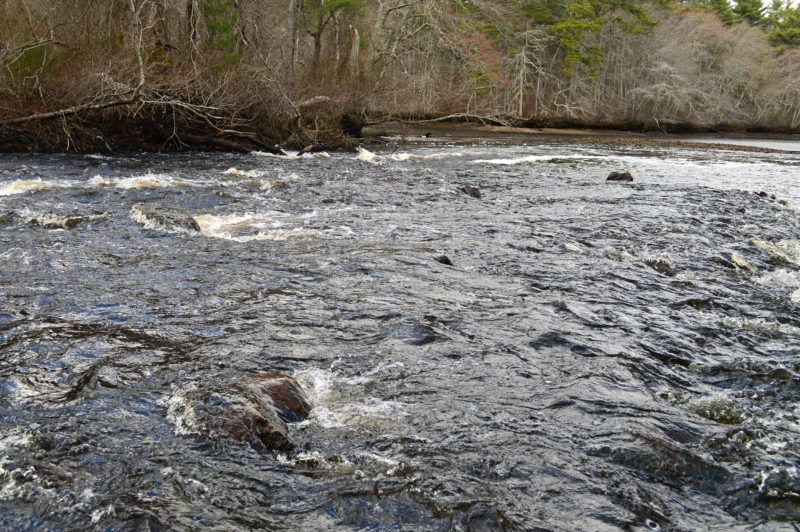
1 0 799 151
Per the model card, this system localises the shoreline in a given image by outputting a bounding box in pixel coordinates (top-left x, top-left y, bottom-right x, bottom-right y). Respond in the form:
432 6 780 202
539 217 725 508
2 114 799 155
362 121 800 154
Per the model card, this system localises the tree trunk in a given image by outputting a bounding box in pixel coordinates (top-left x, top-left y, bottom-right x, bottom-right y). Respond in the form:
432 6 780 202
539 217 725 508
186 0 197 53
312 31 322 77
289 0 297 88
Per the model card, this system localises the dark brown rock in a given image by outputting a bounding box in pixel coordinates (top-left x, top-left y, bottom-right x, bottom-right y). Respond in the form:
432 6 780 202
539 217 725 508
435 255 453 265
185 373 312 452
216 399 294 452
241 373 312 423
458 185 482 198
606 171 634 182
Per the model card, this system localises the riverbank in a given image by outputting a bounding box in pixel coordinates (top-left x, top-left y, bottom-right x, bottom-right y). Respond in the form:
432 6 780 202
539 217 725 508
2 111 800 154
362 121 800 154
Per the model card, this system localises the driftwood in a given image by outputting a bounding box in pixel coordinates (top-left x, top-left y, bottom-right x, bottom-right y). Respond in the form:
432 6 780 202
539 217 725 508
406 113 516 128
1 97 142 127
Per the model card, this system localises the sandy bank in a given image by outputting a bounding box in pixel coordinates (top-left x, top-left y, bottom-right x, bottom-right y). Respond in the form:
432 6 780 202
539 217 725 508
363 121 800 154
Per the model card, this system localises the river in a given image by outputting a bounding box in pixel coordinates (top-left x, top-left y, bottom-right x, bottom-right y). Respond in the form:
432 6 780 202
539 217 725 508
1 139 799 530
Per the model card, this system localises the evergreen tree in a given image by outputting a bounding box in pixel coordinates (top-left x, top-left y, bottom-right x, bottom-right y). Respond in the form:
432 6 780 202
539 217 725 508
765 0 786 28
732 0 766 25
546 0 660 76
770 5 800 46
711 0 737 25
199 0 241 73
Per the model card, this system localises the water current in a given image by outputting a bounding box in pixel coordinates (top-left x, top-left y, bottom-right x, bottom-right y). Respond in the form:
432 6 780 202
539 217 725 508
1 139 799 530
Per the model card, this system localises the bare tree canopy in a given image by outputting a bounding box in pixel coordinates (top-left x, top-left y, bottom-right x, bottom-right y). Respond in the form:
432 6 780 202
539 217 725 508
1 0 799 151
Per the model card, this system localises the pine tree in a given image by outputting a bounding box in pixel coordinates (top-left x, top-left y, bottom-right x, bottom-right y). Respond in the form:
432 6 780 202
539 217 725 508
770 5 800 47
732 0 766 25
546 0 659 76
199 0 241 73
711 0 737 25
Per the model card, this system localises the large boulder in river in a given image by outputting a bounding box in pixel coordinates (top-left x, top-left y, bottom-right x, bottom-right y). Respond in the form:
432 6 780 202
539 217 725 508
131 206 200 232
175 373 311 451
240 373 312 423
607 171 633 182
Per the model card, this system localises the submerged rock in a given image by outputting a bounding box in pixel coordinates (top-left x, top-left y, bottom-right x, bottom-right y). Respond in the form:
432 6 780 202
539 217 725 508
607 171 634 182
24 211 104 229
0 211 17 226
131 206 200 232
458 185 482 198
644 257 677 276
730 252 756 272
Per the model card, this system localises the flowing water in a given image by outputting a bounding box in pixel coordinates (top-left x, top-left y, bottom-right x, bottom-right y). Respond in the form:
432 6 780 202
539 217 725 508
1 140 799 531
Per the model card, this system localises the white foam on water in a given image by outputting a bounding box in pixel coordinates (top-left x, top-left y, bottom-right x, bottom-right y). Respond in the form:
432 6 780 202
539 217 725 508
195 212 351 242
689 392 745 422
294 368 408 430
473 154 598 165
260 172 303 191
354 148 465 164
355 147 379 162
130 206 158 231
195 212 282 231
758 466 800 496
357 451 407 476
158 386 202 436
129 206 196 234
3 378 48 404
276 450 355 473
195 212 309 242
757 269 800 301
20 208 105 229
115 172 181 190
251 151 302 160
232 228 322 242
90 505 116 524
223 167 264 178
730 252 756 272
603 247 638 263
88 175 113 187
0 178 59 196
559 242 584 254
0 432 32 453
720 317 800 337
753 239 800 266
423 151 466 159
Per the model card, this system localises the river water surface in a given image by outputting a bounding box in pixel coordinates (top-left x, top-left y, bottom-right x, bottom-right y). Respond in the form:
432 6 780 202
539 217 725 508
1 140 799 530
